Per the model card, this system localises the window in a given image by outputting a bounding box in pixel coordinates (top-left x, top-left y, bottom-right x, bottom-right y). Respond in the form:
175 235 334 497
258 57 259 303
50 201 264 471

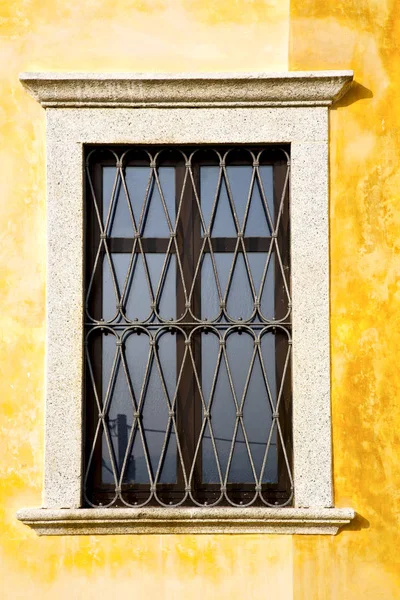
17 71 355 534
84 146 292 508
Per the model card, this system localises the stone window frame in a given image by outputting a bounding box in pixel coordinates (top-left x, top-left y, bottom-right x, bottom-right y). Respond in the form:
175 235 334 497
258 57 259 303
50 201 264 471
17 71 355 535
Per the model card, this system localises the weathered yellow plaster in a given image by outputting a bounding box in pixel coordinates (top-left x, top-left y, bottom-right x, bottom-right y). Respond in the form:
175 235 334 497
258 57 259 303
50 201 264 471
0 0 289 72
0 1 294 598
2 0 399 597
291 0 400 598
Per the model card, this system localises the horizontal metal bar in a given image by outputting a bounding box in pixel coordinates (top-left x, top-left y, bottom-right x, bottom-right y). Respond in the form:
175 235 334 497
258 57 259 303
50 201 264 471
84 322 292 329
107 237 272 254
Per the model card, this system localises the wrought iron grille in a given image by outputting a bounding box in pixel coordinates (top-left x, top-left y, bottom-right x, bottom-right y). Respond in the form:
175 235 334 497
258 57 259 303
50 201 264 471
84 145 292 508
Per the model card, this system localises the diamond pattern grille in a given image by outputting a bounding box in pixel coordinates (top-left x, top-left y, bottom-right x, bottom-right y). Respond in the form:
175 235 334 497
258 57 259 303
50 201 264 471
84 146 292 508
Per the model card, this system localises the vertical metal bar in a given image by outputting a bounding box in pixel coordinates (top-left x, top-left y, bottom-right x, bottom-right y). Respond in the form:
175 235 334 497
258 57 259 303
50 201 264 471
117 414 128 473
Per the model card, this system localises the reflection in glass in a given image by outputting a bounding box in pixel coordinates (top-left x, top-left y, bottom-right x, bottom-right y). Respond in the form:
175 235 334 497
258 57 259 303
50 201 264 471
201 167 236 236
141 167 175 237
102 253 126 322
103 166 175 238
102 253 176 322
101 331 177 484
101 332 128 485
201 330 278 484
245 165 274 235
200 254 222 321
226 253 255 321
200 165 274 236
200 252 275 322
146 253 176 321
201 332 236 482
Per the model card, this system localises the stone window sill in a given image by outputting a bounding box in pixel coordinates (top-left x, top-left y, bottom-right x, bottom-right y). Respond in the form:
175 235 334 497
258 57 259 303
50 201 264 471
17 507 355 535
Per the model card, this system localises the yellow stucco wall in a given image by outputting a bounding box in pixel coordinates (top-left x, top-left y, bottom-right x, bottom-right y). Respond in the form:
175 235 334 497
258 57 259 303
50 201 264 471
290 1 400 598
0 1 399 598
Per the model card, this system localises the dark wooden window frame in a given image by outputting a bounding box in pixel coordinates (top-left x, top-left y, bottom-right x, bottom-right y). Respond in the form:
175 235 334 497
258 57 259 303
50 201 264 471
84 145 292 507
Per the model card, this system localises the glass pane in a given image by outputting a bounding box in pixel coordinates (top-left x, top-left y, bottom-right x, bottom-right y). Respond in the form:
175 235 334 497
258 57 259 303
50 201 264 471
100 332 145 484
225 332 256 483
99 333 123 484
259 252 275 320
201 329 280 485
226 253 254 321
147 253 176 321
125 432 151 484
200 253 221 321
199 253 232 321
260 332 278 483
200 252 272 322
260 331 277 405
244 252 276 321
228 422 255 483
200 331 219 406
141 331 177 483
157 429 177 484
104 166 176 238
199 165 217 233
225 165 253 230
124 253 152 322
245 165 274 236
102 253 176 322
124 166 152 231
142 167 175 237
260 165 274 223
101 330 178 485
102 253 128 321
103 167 134 238
202 421 221 484
200 166 236 237
103 364 132 483
225 330 275 483
202 335 236 482
121 332 153 484
200 165 274 236
102 166 119 234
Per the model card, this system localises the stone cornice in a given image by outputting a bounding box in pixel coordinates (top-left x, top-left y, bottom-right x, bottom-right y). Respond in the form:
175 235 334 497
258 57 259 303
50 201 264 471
19 71 353 108
17 507 356 535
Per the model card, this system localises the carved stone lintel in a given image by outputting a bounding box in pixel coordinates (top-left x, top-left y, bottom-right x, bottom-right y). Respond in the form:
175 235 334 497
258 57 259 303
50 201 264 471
19 71 353 109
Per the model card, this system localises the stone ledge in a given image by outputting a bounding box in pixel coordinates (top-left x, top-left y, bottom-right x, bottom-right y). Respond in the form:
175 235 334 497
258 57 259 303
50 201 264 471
17 507 355 535
19 71 353 109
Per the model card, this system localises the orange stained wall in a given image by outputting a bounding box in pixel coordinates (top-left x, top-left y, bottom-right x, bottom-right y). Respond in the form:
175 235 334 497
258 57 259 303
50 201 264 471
0 0 399 598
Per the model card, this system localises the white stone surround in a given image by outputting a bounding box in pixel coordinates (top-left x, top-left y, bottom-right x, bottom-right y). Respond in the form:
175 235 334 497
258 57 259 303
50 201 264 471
17 71 355 535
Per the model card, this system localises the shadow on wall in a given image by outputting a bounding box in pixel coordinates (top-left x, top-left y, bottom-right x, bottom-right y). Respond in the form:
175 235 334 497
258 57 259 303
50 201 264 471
333 81 373 109
338 512 370 536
